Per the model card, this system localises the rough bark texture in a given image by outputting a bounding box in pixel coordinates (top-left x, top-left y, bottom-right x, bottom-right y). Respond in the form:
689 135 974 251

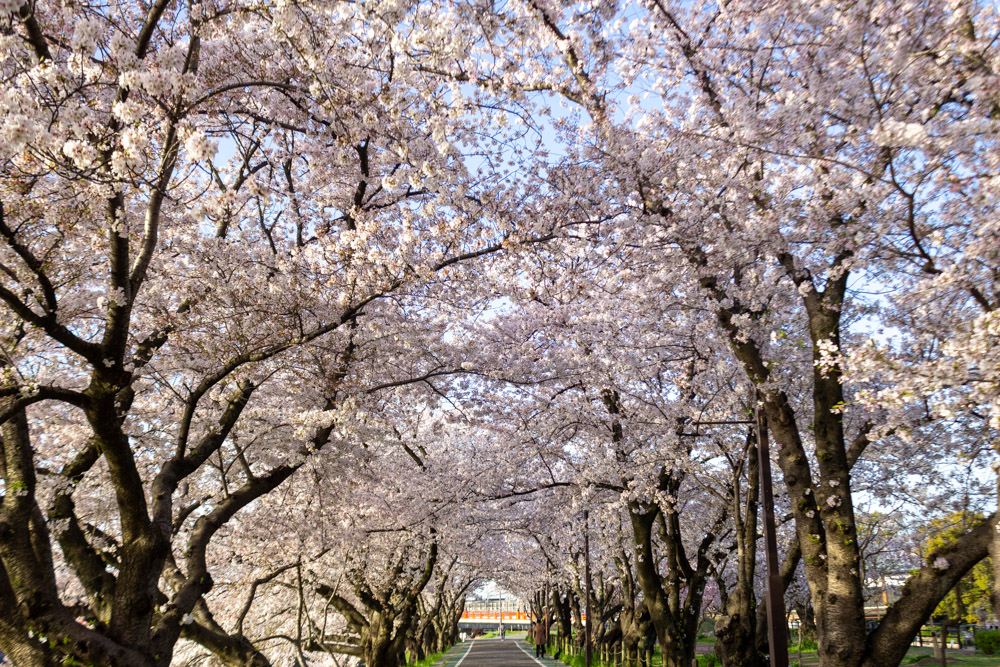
317 542 438 667
551 586 573 644
695 256 996 666
615 552 650 662
0 395 151 666
629 480 721 667
861 515 994 667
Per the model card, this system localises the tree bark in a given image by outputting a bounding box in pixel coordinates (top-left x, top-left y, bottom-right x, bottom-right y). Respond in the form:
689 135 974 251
629 490 718 667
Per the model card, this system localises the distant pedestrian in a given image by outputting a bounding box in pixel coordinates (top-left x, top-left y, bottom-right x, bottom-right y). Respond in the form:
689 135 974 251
533 621 547 657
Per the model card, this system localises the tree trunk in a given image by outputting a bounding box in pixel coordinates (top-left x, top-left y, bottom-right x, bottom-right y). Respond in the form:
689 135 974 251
364 612 401 667
0 612 61 667
716 595 759 667
629 501 706 667
615 553 650 667
421 622 436 658
552 587 573 644
699 269 996 667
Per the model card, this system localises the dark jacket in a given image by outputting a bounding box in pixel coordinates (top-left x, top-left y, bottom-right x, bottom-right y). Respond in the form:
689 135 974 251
533 623 547 644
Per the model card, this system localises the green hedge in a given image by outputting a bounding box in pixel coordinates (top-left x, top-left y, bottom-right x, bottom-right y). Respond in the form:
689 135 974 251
975 629 1000 655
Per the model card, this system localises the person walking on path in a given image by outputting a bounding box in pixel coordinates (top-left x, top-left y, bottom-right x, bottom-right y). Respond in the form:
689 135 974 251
533 621 547 658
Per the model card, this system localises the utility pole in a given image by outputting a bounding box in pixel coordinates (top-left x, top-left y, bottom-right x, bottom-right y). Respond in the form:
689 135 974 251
545 588 550 645
584 509 593 667
677 392 789 667
756 392 789 667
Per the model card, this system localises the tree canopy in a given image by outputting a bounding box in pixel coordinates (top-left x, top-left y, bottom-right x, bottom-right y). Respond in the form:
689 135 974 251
0 0 997 666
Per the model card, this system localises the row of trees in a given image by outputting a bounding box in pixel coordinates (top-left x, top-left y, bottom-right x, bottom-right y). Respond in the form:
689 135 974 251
1 0 997 665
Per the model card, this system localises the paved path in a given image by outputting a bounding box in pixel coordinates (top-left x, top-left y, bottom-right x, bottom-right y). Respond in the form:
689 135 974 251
435 638 562 667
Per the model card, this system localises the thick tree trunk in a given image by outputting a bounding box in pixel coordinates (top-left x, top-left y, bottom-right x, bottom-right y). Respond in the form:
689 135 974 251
619 606 645 662
716 590 759 667
552 587 572 644
0 404 60 667
433 614 448 653
406 632 422 664
319 542 437 667
0 397 155 667
615 553 649 665
699 265 979 666
364 612 401 667
445 595 465 648
420 621 436 658
0 595 61 667
569 586 584 649
629 502 706 667
638 621 656 667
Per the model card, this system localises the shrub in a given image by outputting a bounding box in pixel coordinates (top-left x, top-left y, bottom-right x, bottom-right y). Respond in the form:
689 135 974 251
789 636 818 651
699 651 718 667
975 629 1000 655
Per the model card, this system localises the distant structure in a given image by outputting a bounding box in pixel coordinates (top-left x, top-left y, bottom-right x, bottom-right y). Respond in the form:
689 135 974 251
461 591 533 630
465 591 523 613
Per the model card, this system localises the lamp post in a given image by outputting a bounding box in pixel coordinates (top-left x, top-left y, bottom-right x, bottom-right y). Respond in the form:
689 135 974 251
679 391 789 667
545 599 550 648
754 394 789 667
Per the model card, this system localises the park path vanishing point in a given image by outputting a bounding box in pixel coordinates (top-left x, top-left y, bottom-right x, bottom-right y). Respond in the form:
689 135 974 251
435 638 562 667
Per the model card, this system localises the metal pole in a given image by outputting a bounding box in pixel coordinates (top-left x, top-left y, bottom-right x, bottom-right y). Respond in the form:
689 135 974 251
756 392 789 667
584 509 592 667
545 597 550 651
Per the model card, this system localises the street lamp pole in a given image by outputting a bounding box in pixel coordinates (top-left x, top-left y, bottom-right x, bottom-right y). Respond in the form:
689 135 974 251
545 589 550 647
584 509 593 667
678 392 789 667
755 392 789 667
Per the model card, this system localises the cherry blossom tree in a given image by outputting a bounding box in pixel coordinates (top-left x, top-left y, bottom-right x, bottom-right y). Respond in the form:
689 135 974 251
3 1 997 666
447 232 775 665
448 0 998 665
0 0 544 663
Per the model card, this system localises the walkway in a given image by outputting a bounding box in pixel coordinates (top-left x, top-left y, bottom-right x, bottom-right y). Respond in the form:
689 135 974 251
436 638 562 667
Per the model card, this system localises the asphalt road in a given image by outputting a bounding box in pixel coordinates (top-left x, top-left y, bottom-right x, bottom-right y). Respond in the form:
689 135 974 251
437 638 561 667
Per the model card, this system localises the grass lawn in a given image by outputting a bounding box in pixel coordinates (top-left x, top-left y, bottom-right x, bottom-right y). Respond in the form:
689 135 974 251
784 647 998 667
551 647 724 667
532 636 997 667
406 651 447 667
901 658 1000 666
